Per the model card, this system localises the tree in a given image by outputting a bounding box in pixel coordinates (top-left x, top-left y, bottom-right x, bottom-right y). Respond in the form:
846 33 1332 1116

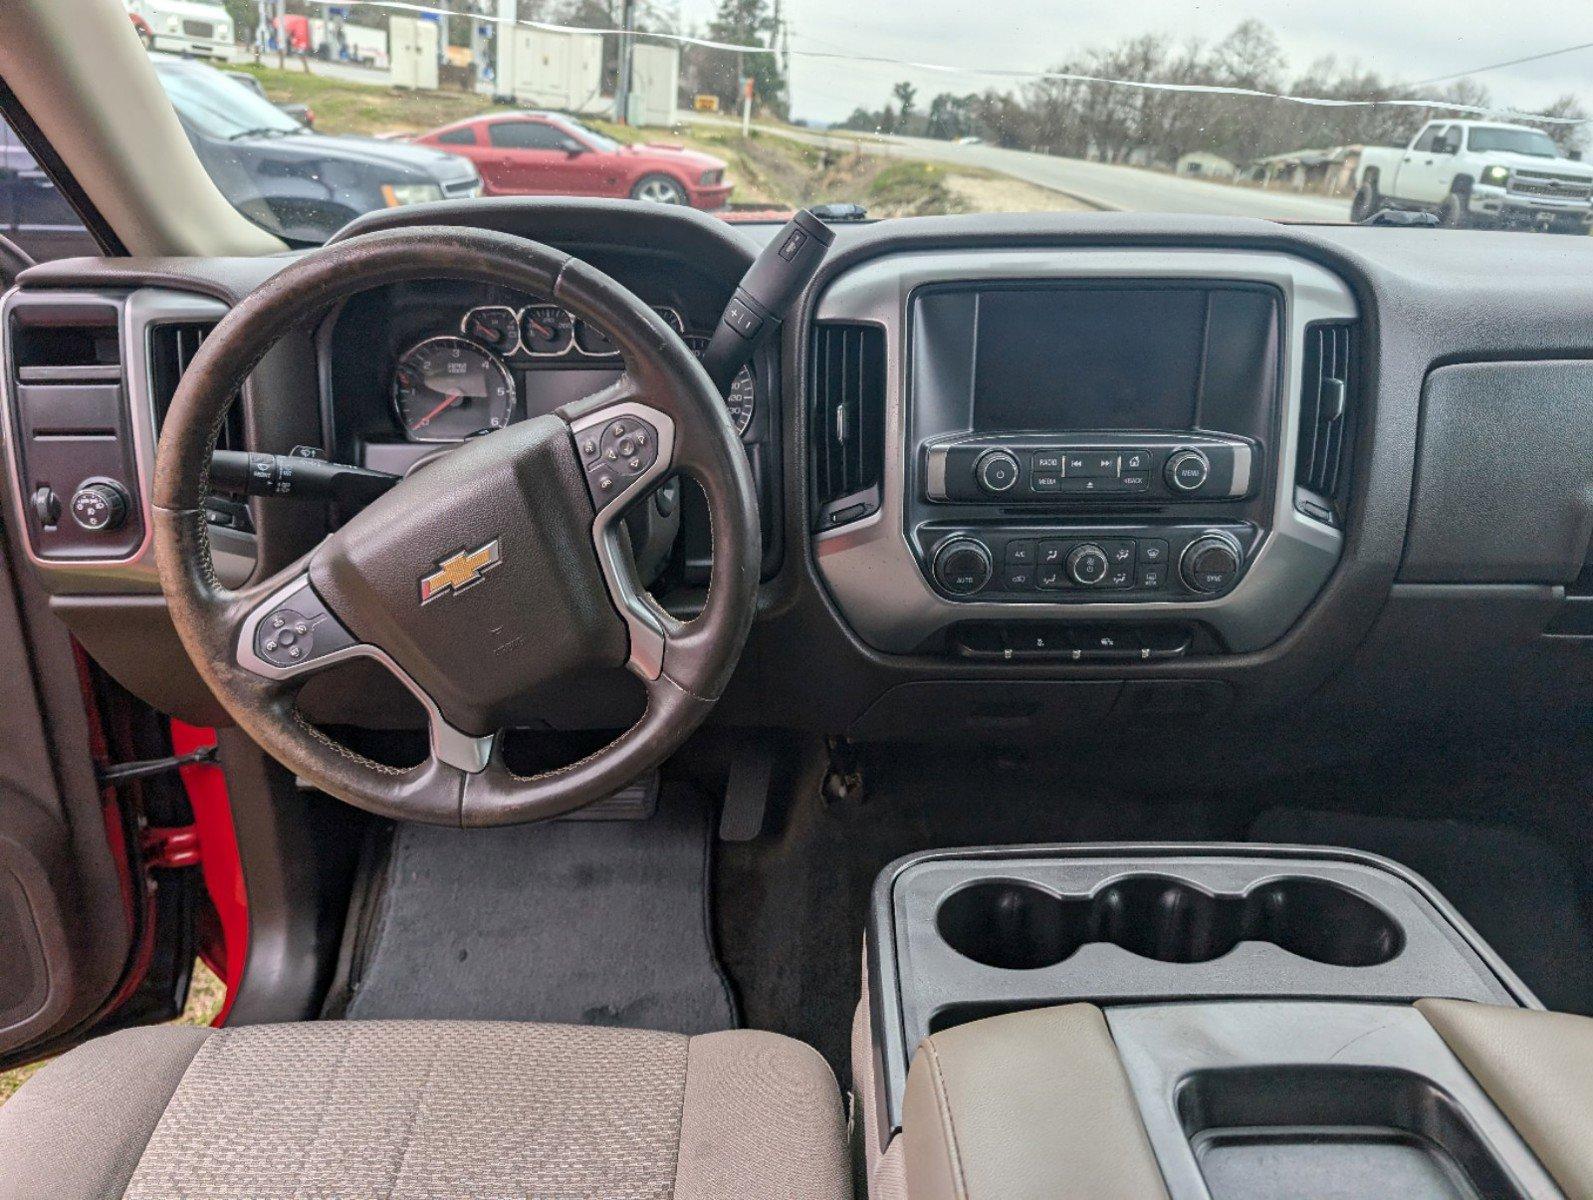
925 92 978 140
700 0 788 119
892 81 918 127
843 20 1593 173
1531 94 1591 156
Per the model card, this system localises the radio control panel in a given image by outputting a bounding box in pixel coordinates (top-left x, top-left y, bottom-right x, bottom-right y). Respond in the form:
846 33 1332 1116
925 433 1255 504
915 523 1256 603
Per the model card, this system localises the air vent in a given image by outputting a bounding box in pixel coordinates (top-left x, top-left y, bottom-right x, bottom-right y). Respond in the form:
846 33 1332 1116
1295 322 1354 526
148 321 243 451
810 323 885 530
11 305 121 383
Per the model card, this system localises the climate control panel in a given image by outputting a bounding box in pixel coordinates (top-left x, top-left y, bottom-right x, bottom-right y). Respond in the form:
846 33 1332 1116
917 523 1255 602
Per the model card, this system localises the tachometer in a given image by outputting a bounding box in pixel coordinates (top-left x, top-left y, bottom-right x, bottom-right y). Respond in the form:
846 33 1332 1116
685 335 755 436
520 304 574 356
393 336 516 442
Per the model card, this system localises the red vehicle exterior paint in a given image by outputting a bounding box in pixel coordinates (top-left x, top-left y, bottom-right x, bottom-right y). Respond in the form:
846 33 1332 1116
170 720 249 1025
413 112 733 210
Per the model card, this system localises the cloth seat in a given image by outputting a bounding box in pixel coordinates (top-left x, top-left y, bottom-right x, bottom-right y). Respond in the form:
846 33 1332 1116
0 1018 851 1200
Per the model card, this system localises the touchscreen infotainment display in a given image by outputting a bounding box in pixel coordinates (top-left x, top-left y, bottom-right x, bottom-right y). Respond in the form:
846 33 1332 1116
972 287 1208 431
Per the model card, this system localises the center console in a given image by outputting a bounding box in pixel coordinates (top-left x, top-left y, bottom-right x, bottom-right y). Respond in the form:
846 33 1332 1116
861 846 1562 1200
811 250 1357 657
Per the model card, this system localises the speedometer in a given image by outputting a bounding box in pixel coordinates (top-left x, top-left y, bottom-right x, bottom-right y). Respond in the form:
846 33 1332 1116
685 335 755 436
393 337 516 442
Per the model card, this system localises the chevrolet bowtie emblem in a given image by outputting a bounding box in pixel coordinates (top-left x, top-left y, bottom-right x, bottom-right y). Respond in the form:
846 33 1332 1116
420 539 502 604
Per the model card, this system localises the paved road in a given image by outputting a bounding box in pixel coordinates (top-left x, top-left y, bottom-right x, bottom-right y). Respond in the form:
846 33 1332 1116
261 62 1348 220
691 115 1349 221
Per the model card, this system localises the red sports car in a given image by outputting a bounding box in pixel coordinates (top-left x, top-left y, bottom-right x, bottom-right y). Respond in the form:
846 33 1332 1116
414 111 733 209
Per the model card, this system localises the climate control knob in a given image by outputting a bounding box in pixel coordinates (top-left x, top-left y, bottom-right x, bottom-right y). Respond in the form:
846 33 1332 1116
1066 543 1110 587
933 538 993 595
1180 533 1243 594
1165 449 1211 492
69 481 129 532
974 449 1021 494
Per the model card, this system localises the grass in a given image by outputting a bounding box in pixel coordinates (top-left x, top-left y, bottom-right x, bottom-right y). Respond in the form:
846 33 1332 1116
867 159 964 215
229 61 498 135
0 959 226 1104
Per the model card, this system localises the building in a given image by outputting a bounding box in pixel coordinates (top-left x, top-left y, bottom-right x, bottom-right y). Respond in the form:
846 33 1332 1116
1247 146 1363 195
1176 151 1237 179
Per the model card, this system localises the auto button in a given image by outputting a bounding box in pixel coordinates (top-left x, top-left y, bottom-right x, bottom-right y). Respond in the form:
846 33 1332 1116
933 538 994 595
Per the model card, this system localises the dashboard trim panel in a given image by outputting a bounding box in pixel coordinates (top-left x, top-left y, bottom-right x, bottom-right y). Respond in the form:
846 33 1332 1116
811 248 1356 653
1 286 255 594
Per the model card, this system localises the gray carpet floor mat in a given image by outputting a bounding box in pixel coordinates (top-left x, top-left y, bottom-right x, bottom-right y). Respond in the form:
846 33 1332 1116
342 786 737 1034
1250 807 1593 1015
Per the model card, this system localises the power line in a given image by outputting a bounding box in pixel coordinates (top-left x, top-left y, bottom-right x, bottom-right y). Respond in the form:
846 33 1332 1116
1411 38 1593 87
347 1 1592 123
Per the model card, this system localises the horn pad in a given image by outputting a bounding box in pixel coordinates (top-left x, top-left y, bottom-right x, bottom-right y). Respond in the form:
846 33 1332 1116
307 416 628 735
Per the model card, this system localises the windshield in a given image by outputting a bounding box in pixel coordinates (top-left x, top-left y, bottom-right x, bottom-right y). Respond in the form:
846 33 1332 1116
13 2 1593 254
153 61 303 140
1467 126 1561 157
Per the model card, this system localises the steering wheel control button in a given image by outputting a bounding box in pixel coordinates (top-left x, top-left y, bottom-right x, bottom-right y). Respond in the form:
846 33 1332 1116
1066 543 1110 587
69 481 129 532
585 415 660 510
975 450 1021 494
1166 449 1212 492
253 590 358 671
1181 534 1244 594
933 538 993 595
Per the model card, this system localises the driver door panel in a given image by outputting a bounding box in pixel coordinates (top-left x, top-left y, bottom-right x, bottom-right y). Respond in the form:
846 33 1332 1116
0 502 135 1063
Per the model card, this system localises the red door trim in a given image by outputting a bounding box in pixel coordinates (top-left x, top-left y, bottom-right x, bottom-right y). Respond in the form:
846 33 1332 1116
169 721 250 1025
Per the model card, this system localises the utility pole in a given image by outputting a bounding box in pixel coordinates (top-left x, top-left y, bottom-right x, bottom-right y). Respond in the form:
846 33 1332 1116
771 0 787 118
613 0 637 124
495 0 517 102
275 0 286 68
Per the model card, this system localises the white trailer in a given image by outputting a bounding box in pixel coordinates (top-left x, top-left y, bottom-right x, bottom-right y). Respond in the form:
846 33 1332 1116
388 16 439 91
498 27 604 113
626 42 679 128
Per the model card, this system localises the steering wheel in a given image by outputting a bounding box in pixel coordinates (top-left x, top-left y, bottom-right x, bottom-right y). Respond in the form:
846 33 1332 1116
153 227 760 826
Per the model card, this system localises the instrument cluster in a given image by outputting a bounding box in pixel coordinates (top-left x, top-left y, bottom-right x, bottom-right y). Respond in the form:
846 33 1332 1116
391 302 756 443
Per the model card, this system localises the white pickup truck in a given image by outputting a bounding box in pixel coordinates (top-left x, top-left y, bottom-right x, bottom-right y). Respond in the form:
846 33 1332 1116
1351 119 1593 232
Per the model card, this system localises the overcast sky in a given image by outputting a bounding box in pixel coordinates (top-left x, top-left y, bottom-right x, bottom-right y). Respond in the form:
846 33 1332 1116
675 0 1593 124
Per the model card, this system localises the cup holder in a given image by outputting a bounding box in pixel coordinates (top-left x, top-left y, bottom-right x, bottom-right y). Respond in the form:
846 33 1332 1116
935 875 1404 971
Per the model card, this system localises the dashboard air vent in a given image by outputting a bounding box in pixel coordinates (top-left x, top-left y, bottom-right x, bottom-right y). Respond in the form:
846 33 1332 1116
1295 322 1354 526
810 322 885 530
149 321 242 451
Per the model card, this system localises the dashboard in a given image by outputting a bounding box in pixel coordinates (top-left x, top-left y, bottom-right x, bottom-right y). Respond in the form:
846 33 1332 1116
2 201 1590 754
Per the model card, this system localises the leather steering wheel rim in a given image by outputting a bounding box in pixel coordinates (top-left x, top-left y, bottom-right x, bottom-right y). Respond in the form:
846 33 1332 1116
153 226 760 826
